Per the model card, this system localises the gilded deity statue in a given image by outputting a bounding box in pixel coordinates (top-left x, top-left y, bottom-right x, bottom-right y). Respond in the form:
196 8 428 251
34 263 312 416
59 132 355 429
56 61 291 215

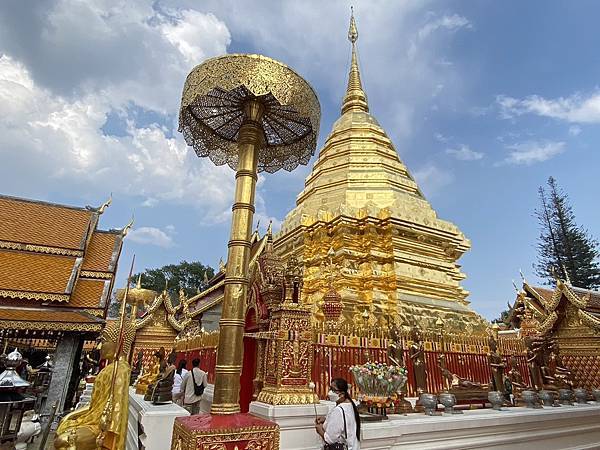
54 324 131 449
135 350 162 395
488 336 506 393
145 350 176 404
438 354 487 391
387 325 404 368
507 356 527 394
525 337 545 391
409 328 427 394
542 339 574 389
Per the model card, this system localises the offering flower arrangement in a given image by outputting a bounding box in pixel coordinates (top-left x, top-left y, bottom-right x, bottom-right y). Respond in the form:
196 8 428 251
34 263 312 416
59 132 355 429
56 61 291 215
349 362 408 407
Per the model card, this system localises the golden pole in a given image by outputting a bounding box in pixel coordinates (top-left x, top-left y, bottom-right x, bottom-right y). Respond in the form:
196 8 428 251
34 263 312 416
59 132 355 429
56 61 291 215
211 99 264 414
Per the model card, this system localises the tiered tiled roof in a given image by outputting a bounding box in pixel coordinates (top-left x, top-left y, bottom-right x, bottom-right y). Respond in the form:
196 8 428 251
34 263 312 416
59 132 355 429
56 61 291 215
519 280 600 333
0 195 126 333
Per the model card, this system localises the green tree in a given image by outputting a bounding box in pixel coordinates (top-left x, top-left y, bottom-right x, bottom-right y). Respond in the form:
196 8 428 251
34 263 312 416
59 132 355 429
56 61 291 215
132 260 215 300
107 260 215 318
535 177 600 289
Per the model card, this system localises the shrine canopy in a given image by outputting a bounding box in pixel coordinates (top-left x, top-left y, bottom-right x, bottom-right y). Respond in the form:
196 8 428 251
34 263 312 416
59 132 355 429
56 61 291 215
0 195 127 340
510 278 600 389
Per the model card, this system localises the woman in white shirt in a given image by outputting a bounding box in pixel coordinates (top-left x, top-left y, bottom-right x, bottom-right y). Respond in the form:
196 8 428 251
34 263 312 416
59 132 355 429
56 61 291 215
172 360 188 405
315 378 361 450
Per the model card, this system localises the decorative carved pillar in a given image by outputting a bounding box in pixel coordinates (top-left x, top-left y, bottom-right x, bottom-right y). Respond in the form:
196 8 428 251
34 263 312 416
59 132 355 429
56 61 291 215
256 303 318 405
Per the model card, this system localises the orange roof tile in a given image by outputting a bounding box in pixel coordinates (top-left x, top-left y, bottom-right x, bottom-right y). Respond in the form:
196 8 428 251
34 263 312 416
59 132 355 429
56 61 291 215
0 196 93 250
81 231 121 273
0 308 99 323
71 279 107 308
0 249 75 294
533 287 554 304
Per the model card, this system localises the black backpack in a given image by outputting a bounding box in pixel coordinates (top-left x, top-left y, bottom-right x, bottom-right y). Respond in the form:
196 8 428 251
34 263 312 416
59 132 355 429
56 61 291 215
191 369 205 396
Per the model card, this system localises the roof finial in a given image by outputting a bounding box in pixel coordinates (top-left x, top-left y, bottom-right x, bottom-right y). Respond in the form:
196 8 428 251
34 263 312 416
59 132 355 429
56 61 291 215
561 264 572 285
121 215 134 236
98 193 112 214
348 7 358 43
342 7 369 115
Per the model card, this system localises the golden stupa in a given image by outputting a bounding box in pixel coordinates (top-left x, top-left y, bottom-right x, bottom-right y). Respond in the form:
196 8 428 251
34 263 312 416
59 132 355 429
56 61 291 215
275 12 487 335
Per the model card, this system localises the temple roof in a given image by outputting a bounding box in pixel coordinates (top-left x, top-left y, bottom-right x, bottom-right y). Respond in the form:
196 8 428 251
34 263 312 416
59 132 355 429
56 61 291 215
0 195 125 332
0 306 104 332
0 195 97 252
514 279 600 333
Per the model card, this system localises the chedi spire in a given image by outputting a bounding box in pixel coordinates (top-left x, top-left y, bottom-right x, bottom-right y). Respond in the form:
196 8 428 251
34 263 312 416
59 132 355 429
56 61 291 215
342 7 369 115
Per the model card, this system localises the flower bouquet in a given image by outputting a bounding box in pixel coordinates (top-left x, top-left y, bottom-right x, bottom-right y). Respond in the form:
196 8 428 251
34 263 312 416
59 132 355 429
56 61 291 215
349 362 408 412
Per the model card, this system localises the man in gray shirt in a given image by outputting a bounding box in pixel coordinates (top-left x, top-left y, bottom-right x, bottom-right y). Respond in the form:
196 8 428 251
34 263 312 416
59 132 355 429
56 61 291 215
179 358 208 415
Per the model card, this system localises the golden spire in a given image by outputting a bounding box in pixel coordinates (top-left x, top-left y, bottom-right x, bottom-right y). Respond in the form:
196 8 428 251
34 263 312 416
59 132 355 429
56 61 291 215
342 7 369 115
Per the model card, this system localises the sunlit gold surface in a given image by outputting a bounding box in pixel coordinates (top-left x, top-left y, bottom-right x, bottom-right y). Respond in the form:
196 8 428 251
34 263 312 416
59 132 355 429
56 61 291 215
276 12 487 335
256 303 319 405
55 328 130 449
179 53 320 414
179 54 320 173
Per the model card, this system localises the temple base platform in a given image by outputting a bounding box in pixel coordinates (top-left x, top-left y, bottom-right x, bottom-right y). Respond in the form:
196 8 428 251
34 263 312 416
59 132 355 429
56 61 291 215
250 400 600 449
171 413 279 450
250 401 331 449
127 387 189 450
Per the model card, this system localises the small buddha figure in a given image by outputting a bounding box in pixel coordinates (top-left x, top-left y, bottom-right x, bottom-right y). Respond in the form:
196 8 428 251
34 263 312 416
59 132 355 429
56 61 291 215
135 350 161 395
544 340 574 389
54 329 131 450
438 354 487 391
387 325 404 368
145 350 176 404
130 350 144 386
507 356 526 392
409 328 427 394
488 336 506 393
525 337 545 391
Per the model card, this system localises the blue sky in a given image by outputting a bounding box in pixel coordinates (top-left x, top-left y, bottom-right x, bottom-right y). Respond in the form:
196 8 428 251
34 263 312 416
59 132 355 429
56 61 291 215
1 1 598 320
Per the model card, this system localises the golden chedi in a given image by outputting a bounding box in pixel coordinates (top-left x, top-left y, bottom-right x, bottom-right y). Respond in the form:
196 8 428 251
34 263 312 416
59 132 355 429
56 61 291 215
54 320 133 450
275 11 487 335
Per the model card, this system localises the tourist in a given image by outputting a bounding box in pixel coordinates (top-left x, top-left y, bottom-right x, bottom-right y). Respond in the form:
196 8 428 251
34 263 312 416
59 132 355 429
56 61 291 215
173 360 188 405
315 378 361 450
179 358 207 414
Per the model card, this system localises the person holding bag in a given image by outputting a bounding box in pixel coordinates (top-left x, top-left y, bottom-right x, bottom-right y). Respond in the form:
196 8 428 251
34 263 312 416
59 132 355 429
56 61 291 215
315 378 361 450
179 358 207 414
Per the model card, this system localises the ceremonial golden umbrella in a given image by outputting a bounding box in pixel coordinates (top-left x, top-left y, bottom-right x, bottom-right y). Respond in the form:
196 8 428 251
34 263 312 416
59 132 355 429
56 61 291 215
179 54 320 414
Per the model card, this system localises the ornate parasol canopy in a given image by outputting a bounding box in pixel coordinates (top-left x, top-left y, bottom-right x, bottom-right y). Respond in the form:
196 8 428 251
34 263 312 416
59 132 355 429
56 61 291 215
179 54 321 173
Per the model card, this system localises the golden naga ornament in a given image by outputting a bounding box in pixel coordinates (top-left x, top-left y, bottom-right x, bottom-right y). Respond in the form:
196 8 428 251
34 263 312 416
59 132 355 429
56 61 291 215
179 52 320 415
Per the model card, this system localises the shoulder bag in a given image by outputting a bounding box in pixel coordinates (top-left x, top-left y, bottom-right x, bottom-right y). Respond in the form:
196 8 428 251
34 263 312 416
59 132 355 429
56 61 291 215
191 369 205 396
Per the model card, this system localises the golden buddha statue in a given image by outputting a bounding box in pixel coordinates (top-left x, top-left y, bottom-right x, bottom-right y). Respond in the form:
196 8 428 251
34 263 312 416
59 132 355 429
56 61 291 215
54 321 133 450
135 349 162 395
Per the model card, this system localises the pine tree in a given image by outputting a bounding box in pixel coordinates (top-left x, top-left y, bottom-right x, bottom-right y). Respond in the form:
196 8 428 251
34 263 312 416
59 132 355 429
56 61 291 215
534 177 600 289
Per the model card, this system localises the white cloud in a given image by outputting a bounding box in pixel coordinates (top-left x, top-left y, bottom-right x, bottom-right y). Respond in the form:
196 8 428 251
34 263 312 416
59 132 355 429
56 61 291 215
0 1 475 229
446 144 483 161
412 164 453 196
502 141 565 165
128 226 175 248
568 125 582 136
160 9 231 65
417 14 471 41
0 3 236 225
434 132 450 143
496 92 600 124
